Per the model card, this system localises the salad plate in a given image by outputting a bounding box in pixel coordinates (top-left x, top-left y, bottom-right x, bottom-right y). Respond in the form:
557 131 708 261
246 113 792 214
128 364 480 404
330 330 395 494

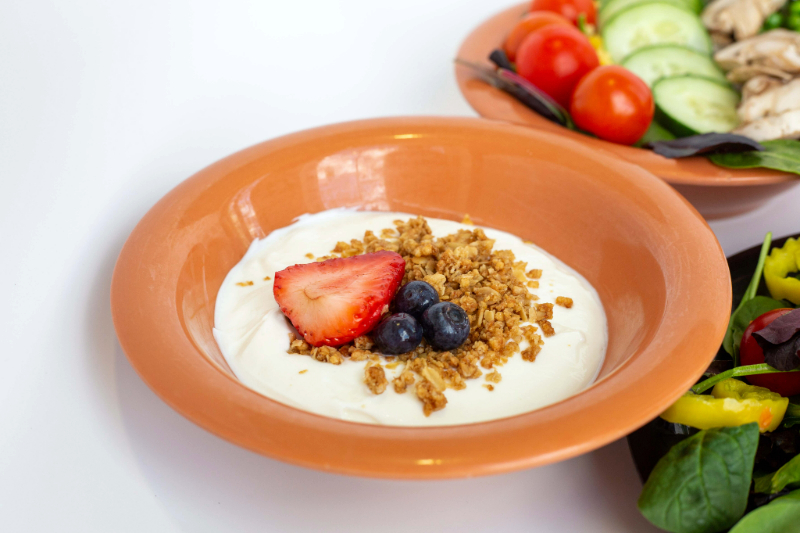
111 116 730 478
455 3 798 219
629 232 800 480
627 232 800 531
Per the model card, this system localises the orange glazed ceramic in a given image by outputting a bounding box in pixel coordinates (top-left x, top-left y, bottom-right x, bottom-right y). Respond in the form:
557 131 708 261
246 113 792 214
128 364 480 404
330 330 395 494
111 117 731 479
455 3 798 220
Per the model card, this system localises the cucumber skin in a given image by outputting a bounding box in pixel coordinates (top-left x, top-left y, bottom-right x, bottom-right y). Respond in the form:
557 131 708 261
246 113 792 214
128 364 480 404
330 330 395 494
598 0 701 9
653 76 739 138
621 44 726 86
599 0 693 28
601 2 713 62
655 105 699 137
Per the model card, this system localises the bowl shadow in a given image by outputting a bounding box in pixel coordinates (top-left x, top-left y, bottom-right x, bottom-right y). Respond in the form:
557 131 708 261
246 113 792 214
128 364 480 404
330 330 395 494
113 345 661 531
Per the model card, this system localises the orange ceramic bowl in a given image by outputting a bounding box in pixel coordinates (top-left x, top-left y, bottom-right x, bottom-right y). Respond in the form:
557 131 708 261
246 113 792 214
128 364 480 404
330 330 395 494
111 117 731 479
455 3 798 219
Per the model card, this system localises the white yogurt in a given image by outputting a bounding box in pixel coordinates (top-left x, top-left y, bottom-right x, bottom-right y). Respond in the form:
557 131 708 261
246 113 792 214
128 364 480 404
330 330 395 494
213 209 607 426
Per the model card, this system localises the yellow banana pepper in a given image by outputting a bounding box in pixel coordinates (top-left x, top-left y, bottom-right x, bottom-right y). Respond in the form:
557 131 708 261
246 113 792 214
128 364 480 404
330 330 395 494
661 378 788 432
588 35 613 66
765 237 800 305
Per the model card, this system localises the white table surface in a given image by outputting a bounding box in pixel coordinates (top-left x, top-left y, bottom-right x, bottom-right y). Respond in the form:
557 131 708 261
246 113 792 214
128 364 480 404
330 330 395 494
3 1 799 531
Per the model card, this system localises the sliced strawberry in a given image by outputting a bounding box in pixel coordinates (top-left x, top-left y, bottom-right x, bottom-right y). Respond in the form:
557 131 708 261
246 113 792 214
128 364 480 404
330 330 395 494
273 250 406 347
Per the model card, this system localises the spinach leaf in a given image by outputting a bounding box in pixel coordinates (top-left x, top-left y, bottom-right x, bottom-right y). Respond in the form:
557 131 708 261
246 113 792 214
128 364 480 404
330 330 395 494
710 139 800 176
755 453 800 494
783 403 800 428
638 424 760 533
728 489 800 533
723 233 773 364
636 121 676 146
727 296 788 363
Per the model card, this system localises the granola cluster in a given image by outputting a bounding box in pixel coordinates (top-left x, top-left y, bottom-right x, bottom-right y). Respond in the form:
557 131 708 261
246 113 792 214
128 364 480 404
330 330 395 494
286 216 570 416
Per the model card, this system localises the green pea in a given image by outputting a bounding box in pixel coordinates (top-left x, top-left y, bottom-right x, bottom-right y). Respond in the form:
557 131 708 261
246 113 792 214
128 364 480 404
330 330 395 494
763 12 784 30
788 13 800 31
790 1 800 15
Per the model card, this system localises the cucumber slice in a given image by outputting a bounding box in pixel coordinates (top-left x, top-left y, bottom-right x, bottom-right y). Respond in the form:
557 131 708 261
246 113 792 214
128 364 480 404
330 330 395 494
653 75 740 137
602 3 712 63
599 0 699 28
621 45 726 87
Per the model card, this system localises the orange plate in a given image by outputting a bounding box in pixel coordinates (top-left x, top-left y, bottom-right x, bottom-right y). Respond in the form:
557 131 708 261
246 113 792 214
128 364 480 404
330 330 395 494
111 117 731 479
455 3 798 219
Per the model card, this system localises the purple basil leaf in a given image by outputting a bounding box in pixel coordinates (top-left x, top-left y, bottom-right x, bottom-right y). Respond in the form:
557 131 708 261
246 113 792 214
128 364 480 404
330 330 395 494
454 58 570 127
495 69 574 128
488 49 513 71
757 334 800 371
755 308 800 344
754 309 800 371
646 133 764 159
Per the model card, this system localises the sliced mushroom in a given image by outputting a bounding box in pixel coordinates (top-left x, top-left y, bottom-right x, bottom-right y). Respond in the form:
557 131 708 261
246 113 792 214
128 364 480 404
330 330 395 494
738 76 800 123
715 29 800 82
727 64 795 83
702 0 787 41
709 30 734 51
733 75 800 141
734 109 800 140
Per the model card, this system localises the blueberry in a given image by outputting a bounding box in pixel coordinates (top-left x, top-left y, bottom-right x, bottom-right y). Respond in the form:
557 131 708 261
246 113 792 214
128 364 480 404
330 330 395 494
391 281 439 319
420 302 470 351
372 313 423 355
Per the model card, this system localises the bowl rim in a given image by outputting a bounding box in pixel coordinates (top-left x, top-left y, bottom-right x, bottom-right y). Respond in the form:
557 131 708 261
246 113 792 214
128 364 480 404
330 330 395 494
454 2 795 187
111 116 732 479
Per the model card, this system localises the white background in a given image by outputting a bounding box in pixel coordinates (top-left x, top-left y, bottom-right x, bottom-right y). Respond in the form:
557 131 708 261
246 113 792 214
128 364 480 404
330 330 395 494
2 0 799 531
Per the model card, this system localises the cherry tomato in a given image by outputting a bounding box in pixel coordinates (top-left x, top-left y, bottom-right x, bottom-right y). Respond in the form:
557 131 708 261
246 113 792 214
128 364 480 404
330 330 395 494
529 0 597 26
503 12 573 61
516 25 599 108
741 308 800 397
570 66 654 145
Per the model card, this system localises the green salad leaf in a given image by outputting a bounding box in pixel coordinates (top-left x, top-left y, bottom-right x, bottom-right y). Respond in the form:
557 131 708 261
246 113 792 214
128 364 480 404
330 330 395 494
635 121 676 147
691 364 800 394
710 140 800 176
723 233 773 365
638 424 760 533
729 489 800 533
783 403 800 428
727 297 788 362
755 452 800 494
